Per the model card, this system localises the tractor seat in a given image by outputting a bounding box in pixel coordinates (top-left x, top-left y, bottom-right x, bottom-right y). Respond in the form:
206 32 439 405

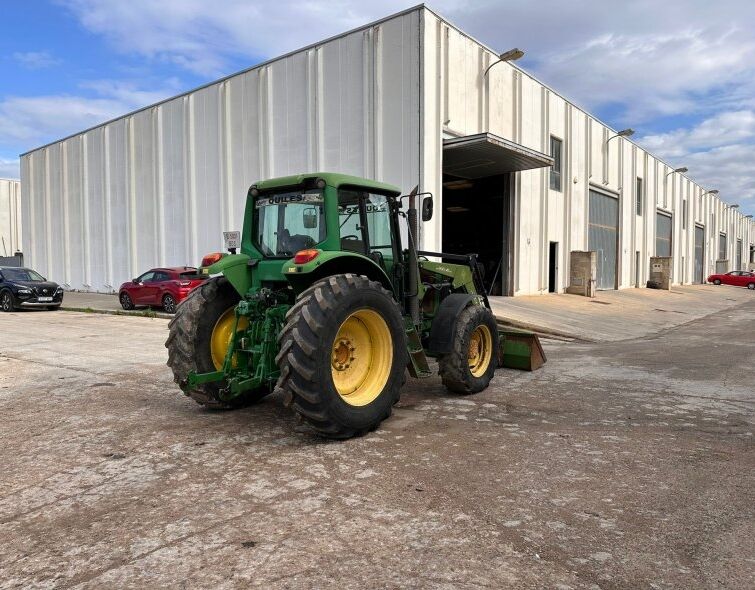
278 229 315 254
341 238 365 253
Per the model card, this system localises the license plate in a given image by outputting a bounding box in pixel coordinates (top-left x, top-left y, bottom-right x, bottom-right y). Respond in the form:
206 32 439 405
38 297 53 302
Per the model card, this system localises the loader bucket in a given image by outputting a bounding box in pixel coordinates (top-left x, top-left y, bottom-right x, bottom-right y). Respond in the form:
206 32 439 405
497 328 547 371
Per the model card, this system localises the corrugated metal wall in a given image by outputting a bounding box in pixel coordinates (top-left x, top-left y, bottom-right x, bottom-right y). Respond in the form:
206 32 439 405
21 10 420 292
420 8 753 294
0 179 22 256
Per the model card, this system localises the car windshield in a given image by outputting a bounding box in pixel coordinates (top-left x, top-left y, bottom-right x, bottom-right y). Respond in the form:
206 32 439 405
254 189 326 257
3 268 45 282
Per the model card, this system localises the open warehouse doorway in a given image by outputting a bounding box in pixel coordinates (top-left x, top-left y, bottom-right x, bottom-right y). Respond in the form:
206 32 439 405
441 133 553 296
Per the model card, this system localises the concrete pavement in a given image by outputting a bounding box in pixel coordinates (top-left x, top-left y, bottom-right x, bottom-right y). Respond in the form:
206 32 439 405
1 301 753 588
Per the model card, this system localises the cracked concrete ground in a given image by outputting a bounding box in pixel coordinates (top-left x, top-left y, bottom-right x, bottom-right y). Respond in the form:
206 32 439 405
0 301 753 589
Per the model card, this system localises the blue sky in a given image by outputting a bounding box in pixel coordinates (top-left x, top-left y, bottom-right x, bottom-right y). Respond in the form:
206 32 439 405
1 0 754 215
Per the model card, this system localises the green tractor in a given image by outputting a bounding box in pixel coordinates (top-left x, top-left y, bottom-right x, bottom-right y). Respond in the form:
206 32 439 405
166 172 501 438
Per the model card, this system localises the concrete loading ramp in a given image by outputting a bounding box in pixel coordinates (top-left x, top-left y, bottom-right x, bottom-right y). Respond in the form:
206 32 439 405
489 284 753 342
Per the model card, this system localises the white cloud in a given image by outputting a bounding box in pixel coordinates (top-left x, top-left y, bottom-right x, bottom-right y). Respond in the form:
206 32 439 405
0 80 179 153
637 111 755 211
12 51 61 70
57 0 449 76
640 111 755 158
0 157 20 179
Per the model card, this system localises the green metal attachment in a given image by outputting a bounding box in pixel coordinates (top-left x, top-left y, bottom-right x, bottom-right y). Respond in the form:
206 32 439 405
404 317 432 378
497 328 547 371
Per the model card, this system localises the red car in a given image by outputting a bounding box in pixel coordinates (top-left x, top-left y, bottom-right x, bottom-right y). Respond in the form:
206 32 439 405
707 270 755 290
119 267 205 313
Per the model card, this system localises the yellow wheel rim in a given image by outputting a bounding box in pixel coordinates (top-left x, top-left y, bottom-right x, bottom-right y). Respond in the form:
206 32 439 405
331 309 393 406
211 307 248 370
468 324 493 378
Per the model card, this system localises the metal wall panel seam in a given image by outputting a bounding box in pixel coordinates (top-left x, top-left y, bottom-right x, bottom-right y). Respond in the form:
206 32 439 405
563 103 572 288
103 126 113 288
187 94 198 265
221 81 232 233
374 25 383 181
315 48 325 172
540 85 548 292
156 107 166 264
125 119 134 277
307 49 316 172
44 149 52 280
82 135 91 287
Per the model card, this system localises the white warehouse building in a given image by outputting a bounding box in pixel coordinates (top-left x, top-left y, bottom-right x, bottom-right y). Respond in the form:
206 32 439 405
20 5 755 295
0 178 22 259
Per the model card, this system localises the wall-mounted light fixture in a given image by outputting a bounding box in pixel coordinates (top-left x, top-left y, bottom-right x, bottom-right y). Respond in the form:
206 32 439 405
606 128 634 143
482 48 525 78
665 166 688 179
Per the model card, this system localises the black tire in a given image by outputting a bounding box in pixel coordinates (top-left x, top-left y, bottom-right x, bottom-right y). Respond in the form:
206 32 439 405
165 277 269 408
47 306 59 311
747 282 755 290
120 292 135 310
1 290 15 312
162 294 177 314
438 305 499 395
276 274 407 439
713 279 722 285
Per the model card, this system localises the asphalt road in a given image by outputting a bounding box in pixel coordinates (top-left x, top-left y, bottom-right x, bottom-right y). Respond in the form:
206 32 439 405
1 302 753 589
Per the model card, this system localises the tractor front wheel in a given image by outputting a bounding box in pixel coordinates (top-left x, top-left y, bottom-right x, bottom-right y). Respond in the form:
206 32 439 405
276 274 407 439
438 305 498 394
165 276 269 408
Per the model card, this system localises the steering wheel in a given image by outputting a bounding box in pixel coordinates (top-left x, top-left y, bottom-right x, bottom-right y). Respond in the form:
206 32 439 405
342 234 360 241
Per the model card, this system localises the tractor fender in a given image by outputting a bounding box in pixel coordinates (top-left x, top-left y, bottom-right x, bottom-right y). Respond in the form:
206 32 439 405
284 251 395 295
427 293 477 355
206 253 253 297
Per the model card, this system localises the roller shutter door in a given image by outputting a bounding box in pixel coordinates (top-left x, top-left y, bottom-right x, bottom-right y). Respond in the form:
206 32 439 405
588 190 618 290
694 225 704 283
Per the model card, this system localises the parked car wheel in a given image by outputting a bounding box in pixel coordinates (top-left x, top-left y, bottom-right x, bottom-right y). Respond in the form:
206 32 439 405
47 306 59 311
162 294 177 314
713 279 722 285
1 290 15 312
747 282 755 290
120 292 135 310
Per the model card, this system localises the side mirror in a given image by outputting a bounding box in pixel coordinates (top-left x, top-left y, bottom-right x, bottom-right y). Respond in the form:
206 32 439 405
132 278 140 284
302 209 318 229
421 196 434 222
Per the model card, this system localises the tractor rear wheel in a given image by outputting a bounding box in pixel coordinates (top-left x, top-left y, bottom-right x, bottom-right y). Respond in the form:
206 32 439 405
276 274 407 439
438 305 498 394
165 276 269 408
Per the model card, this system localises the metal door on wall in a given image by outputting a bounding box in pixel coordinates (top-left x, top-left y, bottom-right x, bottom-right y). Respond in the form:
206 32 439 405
656 212 672 257
694 225 704 283
588 190 618 290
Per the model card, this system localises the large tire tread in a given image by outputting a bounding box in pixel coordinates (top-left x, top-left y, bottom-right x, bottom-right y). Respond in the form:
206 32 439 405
438 305 499 395
276 273 406 439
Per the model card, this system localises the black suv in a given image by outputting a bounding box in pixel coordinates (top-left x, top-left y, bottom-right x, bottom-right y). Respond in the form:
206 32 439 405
0 266 64 311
